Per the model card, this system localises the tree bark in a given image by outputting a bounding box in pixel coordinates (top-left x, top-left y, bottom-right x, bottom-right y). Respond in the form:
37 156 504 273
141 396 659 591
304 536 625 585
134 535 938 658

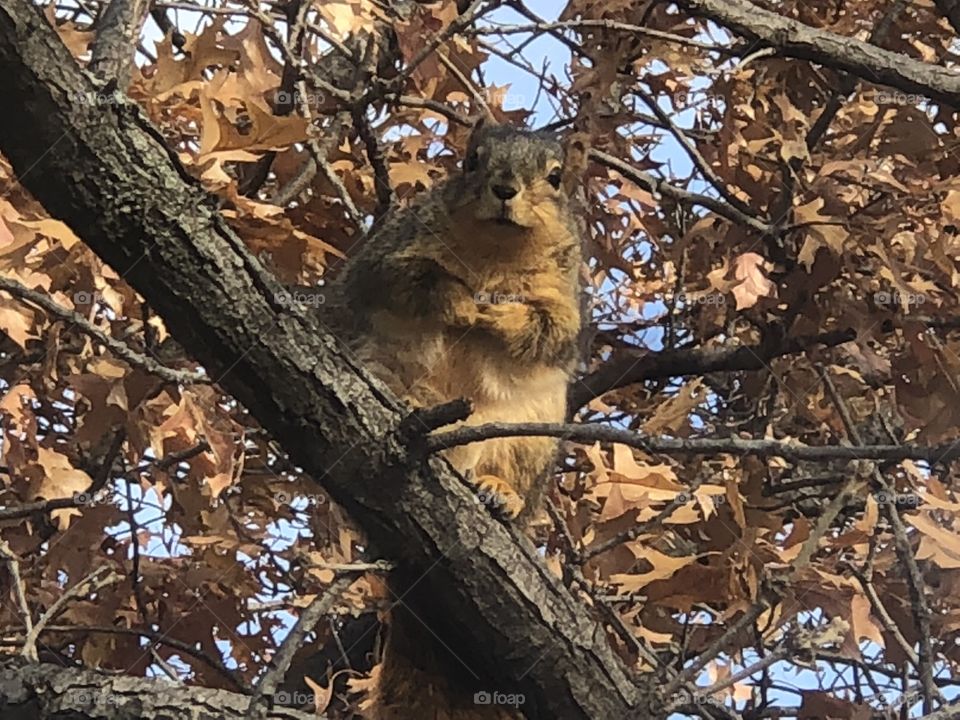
0 659 319 719
676 0 960 108
0 2 651 718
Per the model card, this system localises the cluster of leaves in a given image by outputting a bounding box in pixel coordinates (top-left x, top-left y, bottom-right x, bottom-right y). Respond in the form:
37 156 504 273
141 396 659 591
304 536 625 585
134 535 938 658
3 0 960 717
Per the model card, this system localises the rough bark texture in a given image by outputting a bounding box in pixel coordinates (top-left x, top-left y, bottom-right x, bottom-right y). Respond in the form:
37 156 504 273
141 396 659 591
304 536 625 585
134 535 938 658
0 2 652 718
677 0 960 108
88 0 148 84
0 659 320 719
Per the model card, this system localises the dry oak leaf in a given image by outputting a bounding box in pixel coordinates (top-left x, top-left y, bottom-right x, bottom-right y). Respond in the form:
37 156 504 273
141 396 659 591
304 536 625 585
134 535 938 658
610 547 700 593
641 378 707 435
28 446 93 529
794 197 849 270
911 511 960 569
730 252 776 310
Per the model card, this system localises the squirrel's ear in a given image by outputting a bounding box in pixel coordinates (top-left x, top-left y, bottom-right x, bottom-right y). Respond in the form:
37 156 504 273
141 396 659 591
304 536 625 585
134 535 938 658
561 133 590 193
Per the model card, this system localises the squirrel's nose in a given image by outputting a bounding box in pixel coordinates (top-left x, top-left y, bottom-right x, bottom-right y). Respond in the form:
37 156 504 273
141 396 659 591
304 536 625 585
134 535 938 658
491 184 518 201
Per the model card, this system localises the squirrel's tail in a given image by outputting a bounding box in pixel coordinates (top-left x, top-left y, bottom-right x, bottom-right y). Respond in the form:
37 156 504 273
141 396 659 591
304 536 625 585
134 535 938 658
367 570 522 720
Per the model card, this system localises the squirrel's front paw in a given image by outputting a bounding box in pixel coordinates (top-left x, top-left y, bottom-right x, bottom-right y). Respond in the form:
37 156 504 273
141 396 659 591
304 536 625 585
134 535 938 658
444 289 480 327
476 301 530 335
466 470 524 520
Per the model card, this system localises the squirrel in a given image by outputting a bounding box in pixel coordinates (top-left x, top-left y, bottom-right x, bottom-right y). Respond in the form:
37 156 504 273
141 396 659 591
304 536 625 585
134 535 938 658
332 119 586 719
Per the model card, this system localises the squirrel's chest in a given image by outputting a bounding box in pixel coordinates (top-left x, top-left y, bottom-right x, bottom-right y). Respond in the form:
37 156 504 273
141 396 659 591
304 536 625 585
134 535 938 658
438 339 567 404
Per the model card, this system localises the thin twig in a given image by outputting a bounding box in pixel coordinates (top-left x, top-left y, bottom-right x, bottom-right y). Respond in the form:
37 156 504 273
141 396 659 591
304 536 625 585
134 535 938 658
820 367 940 712
245 576 354 718
30 624 249 691
664 601 770 697
0 276 208 384
581 476 706 561
425 421 960 464
383 0 490 100
307 560 394 573
22 566 123 662
631 85 758 220
589 149 774 235
464 19 733 55
0 541 33 639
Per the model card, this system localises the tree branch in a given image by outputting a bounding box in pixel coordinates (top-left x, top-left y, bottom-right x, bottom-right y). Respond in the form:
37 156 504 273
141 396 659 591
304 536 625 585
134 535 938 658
0 659 318 719
426 420 960 464
569 328 857 410
675 0 960 108
0 275 209 385
588 149 775 234
89 0 149 84
247 577 354 717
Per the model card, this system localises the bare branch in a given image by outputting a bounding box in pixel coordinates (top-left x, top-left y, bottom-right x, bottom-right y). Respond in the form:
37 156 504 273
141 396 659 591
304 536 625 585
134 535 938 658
426 421 960 464
820 367 940 713
589 149 776 235
89 0 149 84
22 566 123 662
0 541 33 640
246 577 354 718
0 275 209 385
676 0 960 108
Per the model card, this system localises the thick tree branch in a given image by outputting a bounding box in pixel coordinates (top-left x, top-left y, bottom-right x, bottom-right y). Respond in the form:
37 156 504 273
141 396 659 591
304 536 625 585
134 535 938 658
675 0 960 108
89 0 149 84
0 659 318 719
0 3 650 718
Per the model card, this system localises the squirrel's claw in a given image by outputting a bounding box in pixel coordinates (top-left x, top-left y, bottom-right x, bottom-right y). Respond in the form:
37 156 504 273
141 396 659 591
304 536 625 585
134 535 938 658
466 471 524 520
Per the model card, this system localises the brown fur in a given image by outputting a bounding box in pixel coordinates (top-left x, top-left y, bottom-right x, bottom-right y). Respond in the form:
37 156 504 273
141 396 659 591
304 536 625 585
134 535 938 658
334 122 584 719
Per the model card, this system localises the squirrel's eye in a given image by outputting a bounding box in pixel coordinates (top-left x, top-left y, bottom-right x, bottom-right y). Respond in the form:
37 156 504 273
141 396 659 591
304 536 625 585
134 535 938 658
547 169 562 189
465 150 480 172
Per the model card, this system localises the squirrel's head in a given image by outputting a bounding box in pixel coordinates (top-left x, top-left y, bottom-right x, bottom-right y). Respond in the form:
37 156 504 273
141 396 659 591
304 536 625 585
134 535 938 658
447 120 584 232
